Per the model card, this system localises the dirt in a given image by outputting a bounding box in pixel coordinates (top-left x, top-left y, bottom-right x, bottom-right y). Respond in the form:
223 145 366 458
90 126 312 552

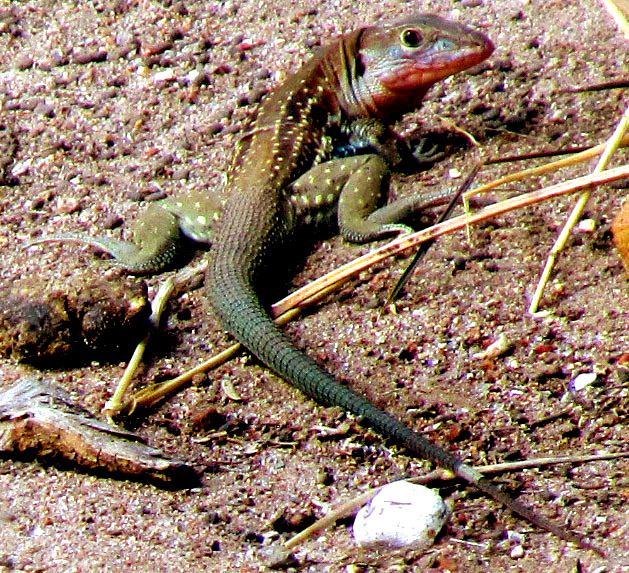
0 1 628 571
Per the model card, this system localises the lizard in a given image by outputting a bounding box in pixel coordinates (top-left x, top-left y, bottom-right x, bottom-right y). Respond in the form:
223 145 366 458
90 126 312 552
29 14 599 553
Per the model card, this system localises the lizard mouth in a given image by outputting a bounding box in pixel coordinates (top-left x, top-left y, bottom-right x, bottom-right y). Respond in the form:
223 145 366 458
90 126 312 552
364 36 494 119
379 39 495 92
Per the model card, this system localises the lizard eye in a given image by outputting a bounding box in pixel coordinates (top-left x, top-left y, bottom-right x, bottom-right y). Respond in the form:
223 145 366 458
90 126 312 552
400 28 422 48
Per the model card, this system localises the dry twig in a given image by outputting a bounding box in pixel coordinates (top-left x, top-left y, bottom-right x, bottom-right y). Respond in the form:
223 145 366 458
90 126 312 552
273 451 629 557
115 163 629 417
528 107 629 313
0 379 195 483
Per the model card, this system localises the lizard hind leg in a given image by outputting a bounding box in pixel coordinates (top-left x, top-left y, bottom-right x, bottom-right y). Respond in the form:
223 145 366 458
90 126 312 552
26 205 188 274
288 155 379 235
289 154 453 244
288 154 396 242
336 154 452 244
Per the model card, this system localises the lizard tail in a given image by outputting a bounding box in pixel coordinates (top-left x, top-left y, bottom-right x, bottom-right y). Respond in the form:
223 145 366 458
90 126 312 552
207 266 601 554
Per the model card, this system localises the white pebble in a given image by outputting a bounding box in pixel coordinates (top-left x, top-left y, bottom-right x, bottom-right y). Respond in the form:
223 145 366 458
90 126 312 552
11 157 33 177
571 372 597 392
185 69 201 84
578 218 596 232
510 544 525 559
352 481 450 550
448 168 462 179
153 69 175 83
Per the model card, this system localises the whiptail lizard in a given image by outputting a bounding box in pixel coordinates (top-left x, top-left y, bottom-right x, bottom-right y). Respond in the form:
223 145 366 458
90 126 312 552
30 13 600 553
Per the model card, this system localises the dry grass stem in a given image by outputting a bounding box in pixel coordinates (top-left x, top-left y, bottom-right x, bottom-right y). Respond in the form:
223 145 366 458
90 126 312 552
600 0 629 39
463 135 629 202
529 107 629 313
117 163 629 417
274 164 629 318
278 450 629 554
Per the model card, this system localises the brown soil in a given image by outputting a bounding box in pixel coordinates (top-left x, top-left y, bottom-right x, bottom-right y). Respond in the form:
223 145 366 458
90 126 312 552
0 1 627 571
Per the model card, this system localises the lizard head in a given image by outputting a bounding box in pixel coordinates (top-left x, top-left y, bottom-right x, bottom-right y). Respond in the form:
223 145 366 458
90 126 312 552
350 13 495 120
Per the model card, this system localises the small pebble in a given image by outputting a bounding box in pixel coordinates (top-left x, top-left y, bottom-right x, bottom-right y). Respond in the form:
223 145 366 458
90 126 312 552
11 158 33 177
72 49 108 65
570 372 597 392
259 546 297 569
353 481 449 550
473 333 511 359
14 54 33 70
510 544 525 559
55 196 80 214
578 218 596 232
29 525 44 537
142 40 174 58
448 168 462 178
153 69 175 83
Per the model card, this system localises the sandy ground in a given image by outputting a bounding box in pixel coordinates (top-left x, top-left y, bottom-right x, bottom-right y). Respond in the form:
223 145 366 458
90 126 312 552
0 1 628 571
